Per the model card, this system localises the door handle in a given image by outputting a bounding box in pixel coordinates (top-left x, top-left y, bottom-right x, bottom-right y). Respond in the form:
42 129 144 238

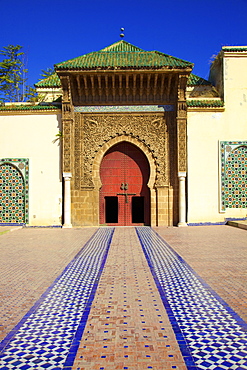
120 183 128 190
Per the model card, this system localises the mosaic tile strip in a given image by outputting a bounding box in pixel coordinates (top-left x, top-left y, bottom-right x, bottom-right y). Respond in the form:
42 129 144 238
74 104 174 113
0 158 29 224
136 227 247 370
220 141 247 211
0 227 114 370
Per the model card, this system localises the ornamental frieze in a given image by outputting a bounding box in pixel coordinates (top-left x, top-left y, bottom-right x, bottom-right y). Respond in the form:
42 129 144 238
73 112 169 189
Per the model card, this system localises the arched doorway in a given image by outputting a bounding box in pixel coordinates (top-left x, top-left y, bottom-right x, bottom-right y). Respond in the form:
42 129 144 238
99 142 150 226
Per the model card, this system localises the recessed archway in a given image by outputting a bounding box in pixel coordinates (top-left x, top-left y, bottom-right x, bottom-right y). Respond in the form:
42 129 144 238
93 135 156 225
99 141 150 226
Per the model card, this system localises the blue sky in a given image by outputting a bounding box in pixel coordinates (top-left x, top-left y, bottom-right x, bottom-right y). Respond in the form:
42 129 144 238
1 0 247 87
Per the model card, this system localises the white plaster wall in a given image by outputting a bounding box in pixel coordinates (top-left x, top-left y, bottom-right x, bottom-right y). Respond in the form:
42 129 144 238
0 113 62 225
224 56 247 120
187 52 247 223
187 109 247 223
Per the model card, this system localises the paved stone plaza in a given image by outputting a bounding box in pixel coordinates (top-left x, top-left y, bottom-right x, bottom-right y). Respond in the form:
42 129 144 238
0 225 246 369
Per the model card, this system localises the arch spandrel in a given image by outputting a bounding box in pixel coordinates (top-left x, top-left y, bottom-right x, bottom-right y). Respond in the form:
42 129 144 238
74 112 169 190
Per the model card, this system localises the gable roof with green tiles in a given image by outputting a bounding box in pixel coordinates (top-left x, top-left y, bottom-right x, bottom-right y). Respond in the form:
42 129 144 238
187 74 212 86
54 40 194 71
35 73 61 88
36 41 215 88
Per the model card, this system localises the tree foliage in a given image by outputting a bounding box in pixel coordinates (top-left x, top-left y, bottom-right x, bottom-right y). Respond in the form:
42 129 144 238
40 67 55 79
0 44 37 102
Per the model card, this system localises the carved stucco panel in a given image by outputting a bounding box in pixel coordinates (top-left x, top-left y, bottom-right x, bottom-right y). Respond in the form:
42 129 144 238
74 113 82 189
63 120 72 172
74 113 168 189
177 119 187 172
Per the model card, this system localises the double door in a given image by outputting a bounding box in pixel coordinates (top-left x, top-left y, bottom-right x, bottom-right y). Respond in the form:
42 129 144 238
99 142 150 226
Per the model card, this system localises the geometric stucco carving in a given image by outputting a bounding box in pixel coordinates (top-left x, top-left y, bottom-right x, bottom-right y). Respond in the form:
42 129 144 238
176 75 188 173
177 118 187 172
74 112 169 189
176 102 187 172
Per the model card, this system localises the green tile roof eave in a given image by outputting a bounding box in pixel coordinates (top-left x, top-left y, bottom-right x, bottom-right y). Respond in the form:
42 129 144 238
222 47 247 52
35 73 61 88
55 56 193 70
56 65 192 71
187 99 224 108
0 104 61 112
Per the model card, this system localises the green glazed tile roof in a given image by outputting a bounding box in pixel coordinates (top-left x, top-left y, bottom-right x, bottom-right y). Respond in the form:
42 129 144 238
187 74 211 86
0 104 60 112
55 40 193 70
101 40 144 52
187 99 224 108
35 73 61 88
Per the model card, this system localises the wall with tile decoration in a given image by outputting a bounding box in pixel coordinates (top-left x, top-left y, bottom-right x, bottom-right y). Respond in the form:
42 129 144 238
0 112 62 226
187 49 247 223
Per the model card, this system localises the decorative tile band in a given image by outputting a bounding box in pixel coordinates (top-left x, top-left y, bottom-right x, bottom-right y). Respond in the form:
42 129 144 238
74 105 174 113
220 141 247 211
0 227 114 370
0 158 29 224
136 227 247 370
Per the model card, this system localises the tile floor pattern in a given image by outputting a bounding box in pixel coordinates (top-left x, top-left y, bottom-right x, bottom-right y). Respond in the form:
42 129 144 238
0 228 114 369
136 227 247 370
0 226 247 370
0 227 98 343
71 227 188 370
154 225 247 324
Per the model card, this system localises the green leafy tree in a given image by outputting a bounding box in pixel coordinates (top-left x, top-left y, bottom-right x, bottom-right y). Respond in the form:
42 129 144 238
40 67 55 79
0 45 28 102
24 85 38 102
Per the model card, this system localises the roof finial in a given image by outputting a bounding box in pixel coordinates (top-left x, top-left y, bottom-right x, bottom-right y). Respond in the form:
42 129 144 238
120 28 125 39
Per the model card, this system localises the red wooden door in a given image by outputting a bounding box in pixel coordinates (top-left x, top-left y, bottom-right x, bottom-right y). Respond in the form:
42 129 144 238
100 142 150 226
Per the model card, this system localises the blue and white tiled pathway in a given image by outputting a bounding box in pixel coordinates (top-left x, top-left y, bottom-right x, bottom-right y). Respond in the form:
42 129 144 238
136 226 247 370
0 227 114 370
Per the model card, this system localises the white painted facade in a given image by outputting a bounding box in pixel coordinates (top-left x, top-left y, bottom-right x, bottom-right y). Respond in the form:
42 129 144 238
187 47 247 223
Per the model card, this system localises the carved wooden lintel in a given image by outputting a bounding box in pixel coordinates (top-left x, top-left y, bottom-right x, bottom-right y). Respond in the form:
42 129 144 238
69 72 179 105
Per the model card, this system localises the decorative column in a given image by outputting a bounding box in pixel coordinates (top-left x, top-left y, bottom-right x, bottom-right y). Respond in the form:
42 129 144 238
176 73 190 227
178 171 187 227
59 75 74 228
63 172 72 228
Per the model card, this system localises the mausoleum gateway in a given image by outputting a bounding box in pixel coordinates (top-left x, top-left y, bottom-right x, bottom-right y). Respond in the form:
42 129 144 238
0 40 246 227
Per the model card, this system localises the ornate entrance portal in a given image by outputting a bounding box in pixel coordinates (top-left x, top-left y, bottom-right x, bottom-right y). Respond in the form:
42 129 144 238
59 40 191 227
99 142 150 226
